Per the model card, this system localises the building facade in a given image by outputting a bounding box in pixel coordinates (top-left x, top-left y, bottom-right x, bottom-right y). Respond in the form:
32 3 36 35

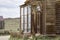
20 0 60 35
0 16 4 29
4 18 20 32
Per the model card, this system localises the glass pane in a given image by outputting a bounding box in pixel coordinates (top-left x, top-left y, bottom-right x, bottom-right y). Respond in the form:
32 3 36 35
28 15 31 23
21 23 23 30
25 16 27 23
24 7 27 15
25 24 27 30
21 16 23 23
28 24 31 32
24 24 27 33
21 8 23 16
28 5 31 15
28 23 31 28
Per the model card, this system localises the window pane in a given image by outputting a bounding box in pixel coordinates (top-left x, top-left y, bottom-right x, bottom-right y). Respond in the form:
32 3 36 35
21 16 23 23
21 8 23 15
24 24 27 33
28 5 31 15
24 7 27 15
28 24 31 28
25 24 27 30
21 23 23 30
25 16 27 23
28 15 31 23
28 24 31 32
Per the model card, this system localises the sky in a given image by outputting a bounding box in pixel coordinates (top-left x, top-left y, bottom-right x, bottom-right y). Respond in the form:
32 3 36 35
0 0 26 18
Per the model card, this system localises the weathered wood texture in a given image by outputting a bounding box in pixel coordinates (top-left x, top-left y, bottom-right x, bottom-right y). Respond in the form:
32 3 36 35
56 1 60 34
45 0 56 34
20 0 60 35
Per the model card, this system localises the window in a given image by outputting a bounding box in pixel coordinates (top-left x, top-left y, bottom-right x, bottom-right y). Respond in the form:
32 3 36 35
21 8 23 16
20 5 31 33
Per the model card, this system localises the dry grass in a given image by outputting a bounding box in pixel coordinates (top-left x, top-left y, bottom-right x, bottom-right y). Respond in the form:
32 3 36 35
9 35 60 40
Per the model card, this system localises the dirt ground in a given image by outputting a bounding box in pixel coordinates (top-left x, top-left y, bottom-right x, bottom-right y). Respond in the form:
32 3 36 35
0 35 10 40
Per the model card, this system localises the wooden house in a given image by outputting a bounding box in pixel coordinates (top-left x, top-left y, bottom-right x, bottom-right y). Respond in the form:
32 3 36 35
20 0 60 35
